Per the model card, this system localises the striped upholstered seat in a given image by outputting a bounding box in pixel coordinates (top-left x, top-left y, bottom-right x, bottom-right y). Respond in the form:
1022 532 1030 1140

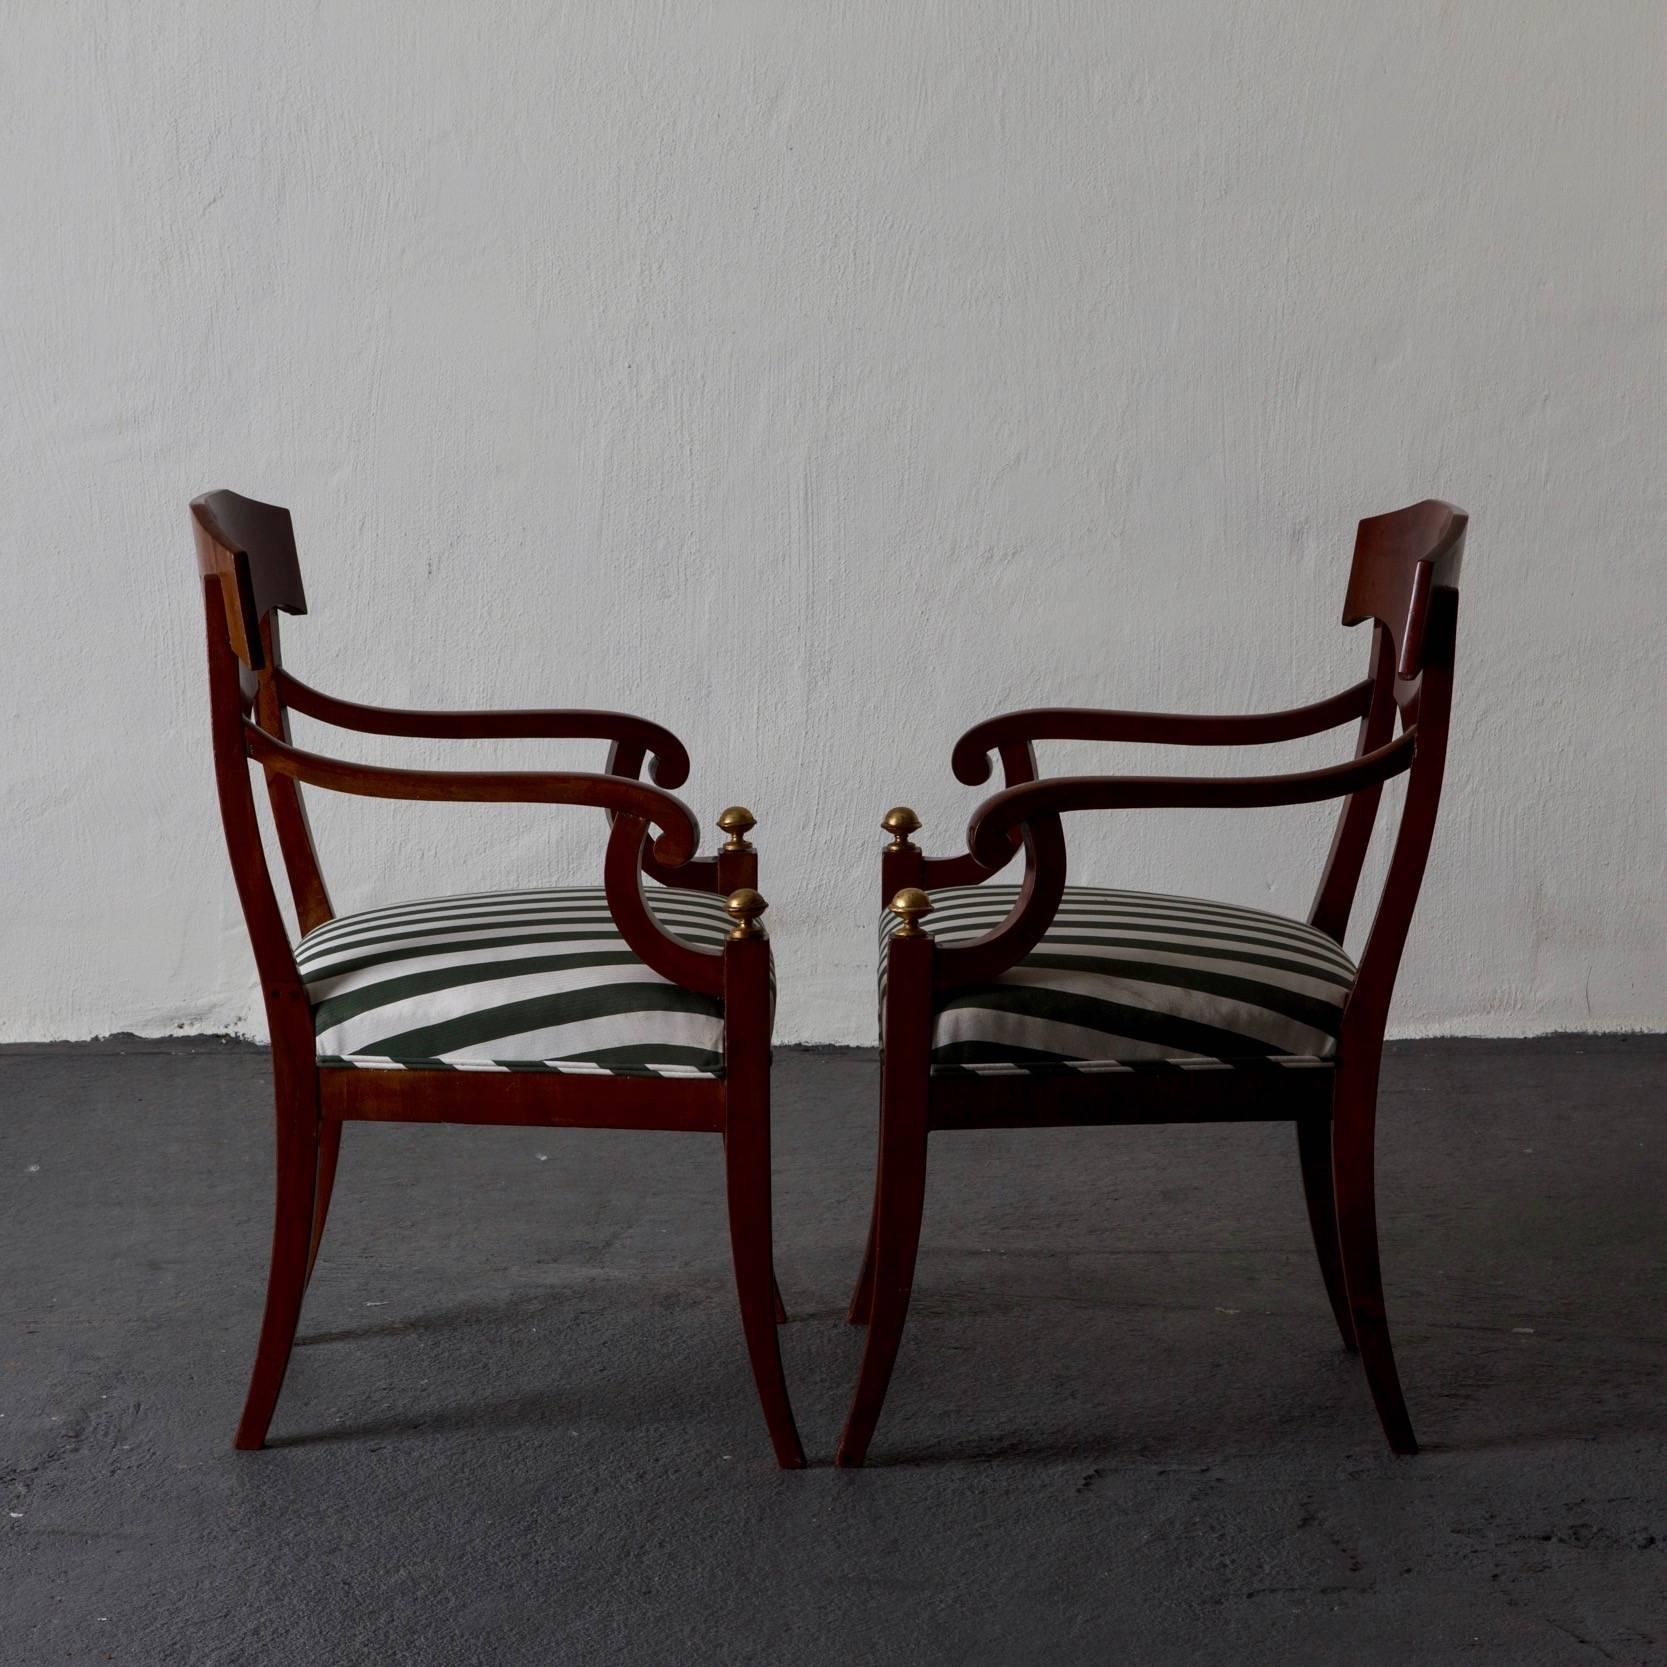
296 887 735 1077
884 884 1355 1077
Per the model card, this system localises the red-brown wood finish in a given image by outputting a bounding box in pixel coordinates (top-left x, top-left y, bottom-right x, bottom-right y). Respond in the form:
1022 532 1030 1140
192 489 803 1467
837 499 1467 1466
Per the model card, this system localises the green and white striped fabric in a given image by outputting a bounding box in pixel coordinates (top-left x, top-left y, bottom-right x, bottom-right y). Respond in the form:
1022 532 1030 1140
880 883 1355 1076
297 886 733 1077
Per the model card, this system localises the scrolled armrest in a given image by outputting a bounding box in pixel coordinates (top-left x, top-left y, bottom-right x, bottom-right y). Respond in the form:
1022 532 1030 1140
966 729 1416 868
243 724 701 866
277 672 691 787
951 681 1375 786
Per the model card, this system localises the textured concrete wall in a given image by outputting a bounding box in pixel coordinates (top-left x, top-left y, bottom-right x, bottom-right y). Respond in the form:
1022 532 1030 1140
2 2 1663 1044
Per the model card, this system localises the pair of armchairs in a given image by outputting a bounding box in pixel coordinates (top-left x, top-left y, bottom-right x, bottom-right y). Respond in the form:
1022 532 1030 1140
193 491 1466 1469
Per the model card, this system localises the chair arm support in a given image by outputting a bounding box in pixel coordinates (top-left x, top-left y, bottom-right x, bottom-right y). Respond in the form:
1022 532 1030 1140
243 725 701 867
965 729 1416 868
950 680 1375 785
276 672 691 788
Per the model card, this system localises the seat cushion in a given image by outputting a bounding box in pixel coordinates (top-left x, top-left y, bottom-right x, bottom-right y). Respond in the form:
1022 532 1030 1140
296 887 733 1077
883 884 1355 1075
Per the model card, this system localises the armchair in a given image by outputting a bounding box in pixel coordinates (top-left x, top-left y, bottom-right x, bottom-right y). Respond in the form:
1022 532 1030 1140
840 499 1467 1465
192 490 802 1467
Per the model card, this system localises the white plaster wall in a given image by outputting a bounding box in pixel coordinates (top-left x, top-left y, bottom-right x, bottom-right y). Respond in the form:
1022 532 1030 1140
1 1 1663 1046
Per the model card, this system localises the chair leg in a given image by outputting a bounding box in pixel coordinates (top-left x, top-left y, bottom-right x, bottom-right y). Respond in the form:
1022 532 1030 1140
835 1075 930 1468
1297 1115 1357 1353
723 1129 789 1324
724 1096 806 1470
846 1198 878 1326
305 1120 342 1287
234 1075 319 1450
1332 1058 1418 1455
846 1048 888 1324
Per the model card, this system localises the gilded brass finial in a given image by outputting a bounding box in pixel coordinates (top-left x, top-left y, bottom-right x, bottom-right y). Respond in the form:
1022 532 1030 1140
725 887 768 940
882 805 922 854
717 805 757 853
889 886 933 938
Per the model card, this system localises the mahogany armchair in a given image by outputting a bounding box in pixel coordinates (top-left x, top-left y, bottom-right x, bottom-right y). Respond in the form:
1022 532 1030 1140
192 490 803 1468
839 500 1468 1466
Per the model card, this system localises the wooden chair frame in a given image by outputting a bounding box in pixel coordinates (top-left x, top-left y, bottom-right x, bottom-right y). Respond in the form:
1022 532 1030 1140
838 500 1467 1466
192 490 803 1468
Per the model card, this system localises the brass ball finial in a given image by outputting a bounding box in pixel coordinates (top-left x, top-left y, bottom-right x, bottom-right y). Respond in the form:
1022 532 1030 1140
724 887 769 940
882 805 922 854
717 805 757 853
888 886 933 938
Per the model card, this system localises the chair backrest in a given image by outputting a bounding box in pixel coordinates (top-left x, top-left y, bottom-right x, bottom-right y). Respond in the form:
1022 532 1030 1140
1343 498 1467 702
192 491 335 963
191 492 309 673
1312 499 1467 1033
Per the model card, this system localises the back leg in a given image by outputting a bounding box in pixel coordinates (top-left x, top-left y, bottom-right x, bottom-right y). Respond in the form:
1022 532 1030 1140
847 1199 878 1325
1297 1115 1356 1352
235 1079 318 1450
1333 1060 1417 1455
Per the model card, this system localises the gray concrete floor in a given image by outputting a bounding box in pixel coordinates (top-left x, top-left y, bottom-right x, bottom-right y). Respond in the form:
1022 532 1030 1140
2 1036 1665 1665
